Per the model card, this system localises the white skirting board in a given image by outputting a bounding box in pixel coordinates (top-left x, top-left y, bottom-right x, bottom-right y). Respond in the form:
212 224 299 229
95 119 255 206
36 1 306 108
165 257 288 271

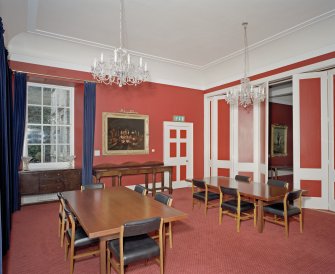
21 180 192 205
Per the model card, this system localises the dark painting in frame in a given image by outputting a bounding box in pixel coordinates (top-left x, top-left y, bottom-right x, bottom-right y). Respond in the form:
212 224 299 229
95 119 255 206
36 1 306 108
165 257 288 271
271 124 288 157
102 112 149 155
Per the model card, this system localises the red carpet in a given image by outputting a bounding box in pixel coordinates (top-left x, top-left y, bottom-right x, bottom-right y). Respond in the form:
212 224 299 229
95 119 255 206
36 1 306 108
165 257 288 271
4 187 335 274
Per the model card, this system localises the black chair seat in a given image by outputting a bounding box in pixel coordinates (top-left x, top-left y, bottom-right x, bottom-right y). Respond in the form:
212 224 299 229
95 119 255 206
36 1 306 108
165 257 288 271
66 226 98 248
221 199 254 213
193 191 220 201
264 203 301 217
108 234 160 265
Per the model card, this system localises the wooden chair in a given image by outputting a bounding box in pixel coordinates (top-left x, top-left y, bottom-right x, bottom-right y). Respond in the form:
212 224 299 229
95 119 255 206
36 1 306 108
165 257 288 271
154 193 173 248
234 175 255 220
64 207 99 274
107 217 164 274
192 179 220 215
263 190 303 238
219 185 255 232
134 184 148 196
80 183 105 190
57 192 66 247
234 174 251 182
267 179 289 188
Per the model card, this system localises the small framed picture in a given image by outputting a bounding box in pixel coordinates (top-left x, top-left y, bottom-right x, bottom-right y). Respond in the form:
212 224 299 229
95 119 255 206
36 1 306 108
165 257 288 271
271 124 288 157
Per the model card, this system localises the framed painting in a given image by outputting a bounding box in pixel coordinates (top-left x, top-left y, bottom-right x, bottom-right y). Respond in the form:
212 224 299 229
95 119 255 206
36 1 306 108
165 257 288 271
271 124 288 157
102 112 149 155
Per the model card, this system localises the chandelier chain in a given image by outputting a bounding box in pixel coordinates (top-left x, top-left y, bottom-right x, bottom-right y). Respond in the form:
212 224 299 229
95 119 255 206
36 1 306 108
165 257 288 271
91 0 149 87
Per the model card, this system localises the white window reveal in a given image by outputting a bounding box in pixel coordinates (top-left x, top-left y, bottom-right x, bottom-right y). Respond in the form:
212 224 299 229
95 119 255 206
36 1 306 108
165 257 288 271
23 82 75 170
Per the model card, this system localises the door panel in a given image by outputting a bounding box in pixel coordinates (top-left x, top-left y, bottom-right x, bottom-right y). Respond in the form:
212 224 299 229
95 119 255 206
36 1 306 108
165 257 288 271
293 72 328 209
328 69 335 211
259 84 269 183
164 122 193 185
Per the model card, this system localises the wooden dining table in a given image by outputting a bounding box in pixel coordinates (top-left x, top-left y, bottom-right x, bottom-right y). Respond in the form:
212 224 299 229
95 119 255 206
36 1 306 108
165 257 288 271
62 186 187 274
188 176 292 233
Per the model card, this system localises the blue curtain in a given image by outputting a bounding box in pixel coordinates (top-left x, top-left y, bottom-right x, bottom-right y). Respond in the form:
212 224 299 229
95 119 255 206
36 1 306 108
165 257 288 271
12 72 27 211
82 82 96 185
0 17 14 261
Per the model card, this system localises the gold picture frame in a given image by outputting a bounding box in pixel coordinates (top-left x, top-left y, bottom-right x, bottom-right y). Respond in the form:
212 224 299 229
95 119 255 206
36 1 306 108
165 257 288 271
271 124 288 157
102 112 149 155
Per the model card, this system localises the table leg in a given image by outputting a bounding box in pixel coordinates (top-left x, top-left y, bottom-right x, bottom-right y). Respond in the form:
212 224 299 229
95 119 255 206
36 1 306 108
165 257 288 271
100 239 107 274
257 200 264 233
152 172 156 197
169 168 172 194
145 174 149 190
161 172 165 192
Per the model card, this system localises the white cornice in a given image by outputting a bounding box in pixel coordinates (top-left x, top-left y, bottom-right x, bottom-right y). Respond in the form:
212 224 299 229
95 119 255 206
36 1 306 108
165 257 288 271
28 29 202 70
9 53 204 90
25 8 335 72
201 9 335 71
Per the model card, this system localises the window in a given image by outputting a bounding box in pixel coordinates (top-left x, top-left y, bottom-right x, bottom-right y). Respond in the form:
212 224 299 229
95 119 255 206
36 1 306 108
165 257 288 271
23 82 74 170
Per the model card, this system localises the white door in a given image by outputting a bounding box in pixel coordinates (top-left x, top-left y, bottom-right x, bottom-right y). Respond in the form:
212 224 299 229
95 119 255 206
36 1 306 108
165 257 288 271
328 69 335 211
163 122 193 186
293 72 328 209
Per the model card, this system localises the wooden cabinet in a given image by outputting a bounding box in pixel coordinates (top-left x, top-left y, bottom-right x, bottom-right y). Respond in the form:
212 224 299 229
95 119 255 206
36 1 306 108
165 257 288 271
19 169 82 195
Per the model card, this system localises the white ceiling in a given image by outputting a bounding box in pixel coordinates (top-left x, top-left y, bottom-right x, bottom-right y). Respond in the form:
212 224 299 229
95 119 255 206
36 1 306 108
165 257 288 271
1 0 335 69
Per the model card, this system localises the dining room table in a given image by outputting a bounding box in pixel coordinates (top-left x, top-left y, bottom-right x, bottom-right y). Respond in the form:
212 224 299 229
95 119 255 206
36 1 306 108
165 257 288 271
62 186 187 274
187 176 295 233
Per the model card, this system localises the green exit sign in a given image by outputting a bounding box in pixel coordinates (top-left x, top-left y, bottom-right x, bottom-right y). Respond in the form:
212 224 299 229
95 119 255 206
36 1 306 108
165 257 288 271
173 115 185 122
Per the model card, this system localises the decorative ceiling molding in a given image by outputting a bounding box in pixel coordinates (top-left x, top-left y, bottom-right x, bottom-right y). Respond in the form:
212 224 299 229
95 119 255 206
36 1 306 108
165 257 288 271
28 29 203 70
23 1 335 71
200 9 335 71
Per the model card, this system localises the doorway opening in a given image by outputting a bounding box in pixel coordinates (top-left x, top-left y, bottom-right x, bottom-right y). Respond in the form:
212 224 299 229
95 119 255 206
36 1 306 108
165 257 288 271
268 79 294 188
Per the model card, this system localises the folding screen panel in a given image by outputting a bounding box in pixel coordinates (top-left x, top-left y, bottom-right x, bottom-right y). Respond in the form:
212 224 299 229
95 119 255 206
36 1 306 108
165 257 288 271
328 69 335 212
293 72 328 209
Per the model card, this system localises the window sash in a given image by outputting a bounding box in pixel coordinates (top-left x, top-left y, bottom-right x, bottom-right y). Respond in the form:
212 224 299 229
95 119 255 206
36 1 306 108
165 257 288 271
23 82 75 170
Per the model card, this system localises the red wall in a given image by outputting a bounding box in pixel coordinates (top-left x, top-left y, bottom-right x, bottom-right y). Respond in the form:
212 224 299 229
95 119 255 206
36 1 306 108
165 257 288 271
10 61 204 185
268 103 293 166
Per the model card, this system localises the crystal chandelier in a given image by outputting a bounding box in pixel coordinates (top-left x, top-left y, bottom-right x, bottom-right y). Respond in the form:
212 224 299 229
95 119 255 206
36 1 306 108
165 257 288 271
225 22 266 108
91 0 149 87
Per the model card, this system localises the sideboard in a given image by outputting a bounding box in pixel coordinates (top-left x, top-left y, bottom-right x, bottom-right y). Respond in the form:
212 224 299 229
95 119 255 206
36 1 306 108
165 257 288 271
19 169 82 195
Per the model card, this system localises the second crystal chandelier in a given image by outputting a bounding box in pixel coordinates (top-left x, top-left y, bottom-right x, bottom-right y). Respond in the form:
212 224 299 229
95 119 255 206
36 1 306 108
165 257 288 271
91 0 149 87
225 23 266 108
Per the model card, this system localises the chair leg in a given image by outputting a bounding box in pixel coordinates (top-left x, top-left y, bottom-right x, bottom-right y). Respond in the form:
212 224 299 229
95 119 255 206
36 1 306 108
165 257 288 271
64 239 69 261
253 206 257 228
168 222 173 248
237 211 241 233
284 215 289 238
69 239 76 274
58 218 61 237
60 219 65 247
107 249 111 274
219 208 222 224
299 213 303 233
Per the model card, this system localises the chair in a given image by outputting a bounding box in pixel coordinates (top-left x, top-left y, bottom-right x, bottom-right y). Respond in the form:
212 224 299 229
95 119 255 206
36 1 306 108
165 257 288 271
106 217 164 274
267 179 289 188
154 193 173 248
263 190 303 237
57 192 66 247
219 185 255 232
80 183 105 190
234 174 251 182
192 179 220 215
64 207 99 274
134 184 147 196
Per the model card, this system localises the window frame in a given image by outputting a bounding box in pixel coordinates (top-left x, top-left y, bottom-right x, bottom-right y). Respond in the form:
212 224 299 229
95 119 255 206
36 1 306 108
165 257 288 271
23 82 75 170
